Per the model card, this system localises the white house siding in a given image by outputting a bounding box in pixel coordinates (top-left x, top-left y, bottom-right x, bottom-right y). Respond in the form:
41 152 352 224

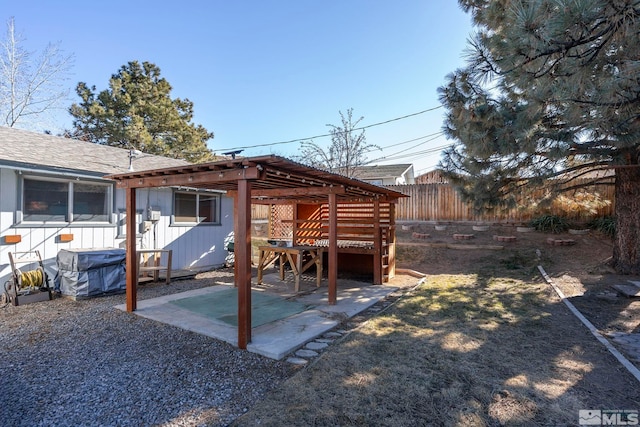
129 188 234 272
0 168 234 284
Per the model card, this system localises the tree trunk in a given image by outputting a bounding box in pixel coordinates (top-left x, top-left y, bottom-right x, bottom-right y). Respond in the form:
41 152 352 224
612 164 640 274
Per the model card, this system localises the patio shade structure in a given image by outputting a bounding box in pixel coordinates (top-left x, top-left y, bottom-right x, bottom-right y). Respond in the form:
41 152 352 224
105 155 407 349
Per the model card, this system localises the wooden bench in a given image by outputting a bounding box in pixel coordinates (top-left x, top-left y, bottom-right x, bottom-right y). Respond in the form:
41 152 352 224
137 249 172 285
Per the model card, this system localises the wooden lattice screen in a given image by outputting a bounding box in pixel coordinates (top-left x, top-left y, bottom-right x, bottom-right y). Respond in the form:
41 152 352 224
269 202 394 247
269 204 293 239
268 202 397 283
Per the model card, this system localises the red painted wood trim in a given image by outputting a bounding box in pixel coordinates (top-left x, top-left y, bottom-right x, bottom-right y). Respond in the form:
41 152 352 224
4 235 21 244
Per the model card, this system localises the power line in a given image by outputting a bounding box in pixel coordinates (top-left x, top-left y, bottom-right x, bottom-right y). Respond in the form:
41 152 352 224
378 145 449 162
366 131 444 152
215 105 443 152
366 133 449 164
368 149 445 165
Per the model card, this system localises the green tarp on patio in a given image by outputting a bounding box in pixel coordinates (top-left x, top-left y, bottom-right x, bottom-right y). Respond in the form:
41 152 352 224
169 287 310 328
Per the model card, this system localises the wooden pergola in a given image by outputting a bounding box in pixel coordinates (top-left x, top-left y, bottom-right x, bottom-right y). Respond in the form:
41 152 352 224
105 155 406 349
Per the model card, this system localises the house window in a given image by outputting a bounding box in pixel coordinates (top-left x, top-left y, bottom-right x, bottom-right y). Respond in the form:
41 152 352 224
22 176 111 223
117 209 143 238
24 179 68 221
72 182 110 222
173 190 220 224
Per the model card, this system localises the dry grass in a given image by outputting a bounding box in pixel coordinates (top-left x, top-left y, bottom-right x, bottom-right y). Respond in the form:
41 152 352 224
233 235 640 426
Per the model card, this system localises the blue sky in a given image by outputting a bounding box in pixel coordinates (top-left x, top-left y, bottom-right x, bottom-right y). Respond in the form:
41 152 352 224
5 1 474 174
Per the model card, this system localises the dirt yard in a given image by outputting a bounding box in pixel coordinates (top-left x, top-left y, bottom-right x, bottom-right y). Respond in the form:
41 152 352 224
233 222 640 426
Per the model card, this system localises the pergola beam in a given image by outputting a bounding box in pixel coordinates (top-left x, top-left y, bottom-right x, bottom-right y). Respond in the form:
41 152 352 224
114 166 263 189
249 186 346 198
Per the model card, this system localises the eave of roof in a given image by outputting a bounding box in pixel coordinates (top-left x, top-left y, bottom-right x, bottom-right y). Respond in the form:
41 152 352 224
0 126 189 175
105 155 408 203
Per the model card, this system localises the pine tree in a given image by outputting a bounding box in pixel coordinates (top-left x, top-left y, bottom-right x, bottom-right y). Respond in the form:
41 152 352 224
439 0 640 273
69 61 214 163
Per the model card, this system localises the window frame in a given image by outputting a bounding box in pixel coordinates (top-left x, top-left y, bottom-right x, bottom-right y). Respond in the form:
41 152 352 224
171 189 221 226
17 173 114 226
116 208 144 238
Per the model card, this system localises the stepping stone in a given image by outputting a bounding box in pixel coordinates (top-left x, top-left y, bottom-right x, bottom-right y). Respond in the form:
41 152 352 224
314 338 334 344
286 357 309 365
295 349 319 358
453 234 474 240
412 232 430 239
323 332 343 338
546 238 576 246
305 341 328 351
493 235 517 242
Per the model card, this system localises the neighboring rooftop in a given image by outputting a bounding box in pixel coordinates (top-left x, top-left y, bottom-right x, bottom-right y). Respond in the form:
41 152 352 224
0 126 190 176
415 169 449 184
353 164 412 179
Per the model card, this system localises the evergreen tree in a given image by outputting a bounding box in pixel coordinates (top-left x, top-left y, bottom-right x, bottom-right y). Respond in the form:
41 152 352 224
69 61 214 163
439 0 640 273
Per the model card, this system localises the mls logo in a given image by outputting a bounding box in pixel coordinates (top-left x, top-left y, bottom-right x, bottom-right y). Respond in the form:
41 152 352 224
580 410 602 425
580 409 640 425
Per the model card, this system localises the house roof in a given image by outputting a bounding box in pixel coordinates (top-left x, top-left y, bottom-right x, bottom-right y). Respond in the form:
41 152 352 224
0 126 189 177
106 155 408 204
352 164 413 180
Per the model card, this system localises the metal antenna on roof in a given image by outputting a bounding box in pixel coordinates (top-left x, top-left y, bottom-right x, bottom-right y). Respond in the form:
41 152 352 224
223 149 243 159
128 149 142 171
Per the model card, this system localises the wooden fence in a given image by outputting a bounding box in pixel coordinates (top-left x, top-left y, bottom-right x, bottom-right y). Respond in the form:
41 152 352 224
250 181 615 224
386 183 615 223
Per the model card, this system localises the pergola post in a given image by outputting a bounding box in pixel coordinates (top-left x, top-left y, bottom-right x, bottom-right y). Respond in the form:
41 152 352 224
233 193 239 286
388 202 396 279
125 187 137 312
328 193 338 305
236 179 252 349
373 198 382 285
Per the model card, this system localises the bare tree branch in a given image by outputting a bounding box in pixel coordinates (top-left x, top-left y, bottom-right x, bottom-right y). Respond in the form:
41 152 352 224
0 17 73 130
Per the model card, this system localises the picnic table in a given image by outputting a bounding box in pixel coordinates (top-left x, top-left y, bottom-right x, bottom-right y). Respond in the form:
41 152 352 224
257 245 324 292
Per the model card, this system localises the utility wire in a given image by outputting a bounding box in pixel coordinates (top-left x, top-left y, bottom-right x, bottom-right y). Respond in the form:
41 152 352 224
215 106 442 152
365 131 444 153
378 145 449 163
366 134 449 164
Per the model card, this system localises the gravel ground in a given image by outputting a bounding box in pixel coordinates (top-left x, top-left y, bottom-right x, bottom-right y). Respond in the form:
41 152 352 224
0 268 298 427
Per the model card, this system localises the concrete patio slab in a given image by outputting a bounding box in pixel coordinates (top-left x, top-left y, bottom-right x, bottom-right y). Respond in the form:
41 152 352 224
115 275 398 360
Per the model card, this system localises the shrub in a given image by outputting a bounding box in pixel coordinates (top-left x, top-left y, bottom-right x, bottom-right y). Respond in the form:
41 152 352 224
529 215 570 234
589 216 616 238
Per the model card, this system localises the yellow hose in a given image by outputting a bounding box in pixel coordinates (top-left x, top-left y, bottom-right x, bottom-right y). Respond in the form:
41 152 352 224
18 268 44 289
